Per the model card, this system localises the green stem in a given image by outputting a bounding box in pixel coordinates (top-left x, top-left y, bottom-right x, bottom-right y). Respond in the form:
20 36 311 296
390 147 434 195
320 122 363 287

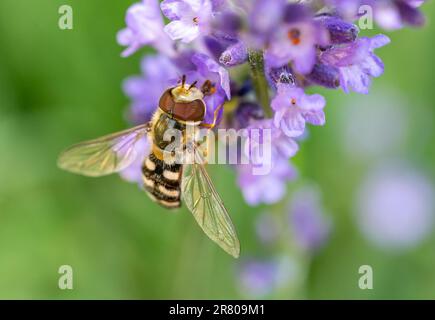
248 50 273 117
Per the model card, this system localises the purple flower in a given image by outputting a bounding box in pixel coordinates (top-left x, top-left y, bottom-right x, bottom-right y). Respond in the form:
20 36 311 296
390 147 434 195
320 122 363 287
237 145 297 206
203 32 238 61
161 0 214 43
187 53 231 124
123 54 179 125
265 4 329 74
255 213 280 246
356 162 435 251
271 84 326 138
117 0 175 57
289 185 331 252
247 0 286 48
320 34 390 94
237 119 298 206
245 119 299 163
238 256 297 297
238 260 276 296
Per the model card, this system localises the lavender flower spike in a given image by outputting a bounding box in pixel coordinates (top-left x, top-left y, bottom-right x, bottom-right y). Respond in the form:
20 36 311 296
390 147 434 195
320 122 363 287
117 0 428 209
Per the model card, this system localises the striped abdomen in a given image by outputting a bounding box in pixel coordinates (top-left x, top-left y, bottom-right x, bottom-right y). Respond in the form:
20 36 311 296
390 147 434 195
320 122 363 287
142 152 182 209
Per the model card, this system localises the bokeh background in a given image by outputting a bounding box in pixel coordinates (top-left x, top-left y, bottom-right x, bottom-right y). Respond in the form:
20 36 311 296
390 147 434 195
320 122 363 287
0 0 434 299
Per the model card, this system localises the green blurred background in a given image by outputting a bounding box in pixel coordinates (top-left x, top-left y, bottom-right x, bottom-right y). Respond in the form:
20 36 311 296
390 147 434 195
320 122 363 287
0 0 434 299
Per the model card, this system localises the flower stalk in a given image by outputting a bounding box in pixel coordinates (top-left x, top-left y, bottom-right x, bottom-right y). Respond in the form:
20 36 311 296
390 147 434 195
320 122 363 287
248 50 272 117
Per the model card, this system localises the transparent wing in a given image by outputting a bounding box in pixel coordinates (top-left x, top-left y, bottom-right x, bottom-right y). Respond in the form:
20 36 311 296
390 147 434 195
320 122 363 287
181 149 240 258
58 124 149 177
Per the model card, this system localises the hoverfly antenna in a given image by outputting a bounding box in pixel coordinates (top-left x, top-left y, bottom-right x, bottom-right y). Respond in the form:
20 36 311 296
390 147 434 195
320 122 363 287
181 74 186 88
188 81 198 91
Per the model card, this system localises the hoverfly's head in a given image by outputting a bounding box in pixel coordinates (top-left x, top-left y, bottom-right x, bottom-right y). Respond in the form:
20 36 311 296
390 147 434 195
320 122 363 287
158 75 207 123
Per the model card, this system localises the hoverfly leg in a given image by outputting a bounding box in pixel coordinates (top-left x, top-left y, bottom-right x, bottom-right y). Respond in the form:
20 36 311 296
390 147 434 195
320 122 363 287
200 103 225 129
145 121 153 133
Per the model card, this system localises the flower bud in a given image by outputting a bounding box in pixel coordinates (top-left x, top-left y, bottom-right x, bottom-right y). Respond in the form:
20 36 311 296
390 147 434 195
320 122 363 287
306 63 340 89
397 2 425 27
219 41 248 67
316 15 359 44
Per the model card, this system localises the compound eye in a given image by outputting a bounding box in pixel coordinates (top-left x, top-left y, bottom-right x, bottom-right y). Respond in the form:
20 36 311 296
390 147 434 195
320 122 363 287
158 89 175 114
173 99 206 122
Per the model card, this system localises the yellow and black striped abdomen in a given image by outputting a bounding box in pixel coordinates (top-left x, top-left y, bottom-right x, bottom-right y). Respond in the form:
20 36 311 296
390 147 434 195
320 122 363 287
142 152 182 209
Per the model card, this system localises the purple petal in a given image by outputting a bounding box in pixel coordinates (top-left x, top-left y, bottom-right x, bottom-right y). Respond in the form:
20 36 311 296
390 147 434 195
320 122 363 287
192 53 231 99
161 0 190 20
369 34 391 49
117 0 175 57
397 1 426 27
284 3 312 24
299 93 326 111
184 0 204 12
279 109 306 138
203 91 225 124
374 3 403 30
249 0 286 35
275 135 299 158
123 76 148 99
361 53 384 78
164 20 199 43
293 48 316 74
271 94 289 112
304 110 326 126
340 65 371 94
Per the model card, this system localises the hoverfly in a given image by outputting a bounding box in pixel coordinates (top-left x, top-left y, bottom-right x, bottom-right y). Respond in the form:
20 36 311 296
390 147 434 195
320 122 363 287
58 76 240 258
